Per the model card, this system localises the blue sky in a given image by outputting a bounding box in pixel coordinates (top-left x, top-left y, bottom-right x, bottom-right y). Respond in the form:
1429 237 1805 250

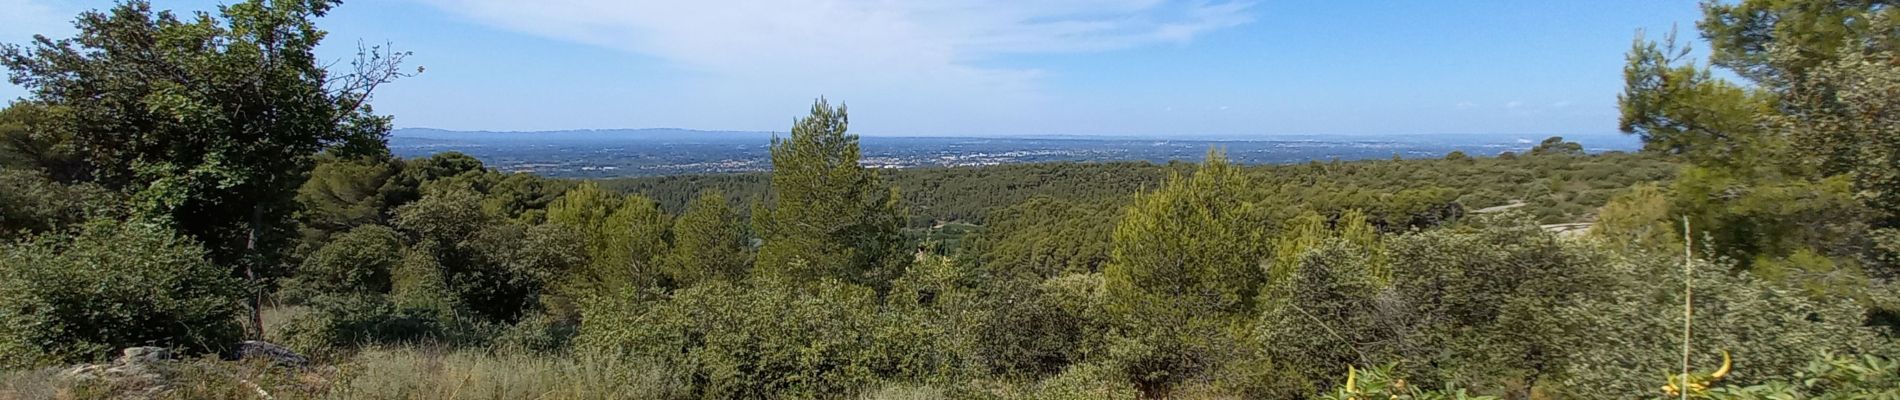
1 0 1706 137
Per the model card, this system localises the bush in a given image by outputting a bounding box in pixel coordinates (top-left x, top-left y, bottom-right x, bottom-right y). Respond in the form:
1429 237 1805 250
0 219 243 368
1708 353 1900 399
277 295 450 351
581 278 889 398
290 225 404 296
491 313 577 353
1555 249 1895 397
1031 362 1140 400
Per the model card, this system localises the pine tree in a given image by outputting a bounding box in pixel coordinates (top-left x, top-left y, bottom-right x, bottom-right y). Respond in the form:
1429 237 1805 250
1101 150 1267 393
754 98 907 289
664 191 748 288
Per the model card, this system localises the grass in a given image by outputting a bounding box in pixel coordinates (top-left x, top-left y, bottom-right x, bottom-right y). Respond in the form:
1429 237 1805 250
0 346 687 400
326 346 685 400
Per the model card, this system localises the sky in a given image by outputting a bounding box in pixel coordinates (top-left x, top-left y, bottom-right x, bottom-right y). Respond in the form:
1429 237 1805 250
0 0 1709 137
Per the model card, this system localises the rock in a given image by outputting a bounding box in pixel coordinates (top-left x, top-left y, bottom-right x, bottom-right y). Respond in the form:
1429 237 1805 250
60 364 106 379
233 340 308 368
116 346 172 365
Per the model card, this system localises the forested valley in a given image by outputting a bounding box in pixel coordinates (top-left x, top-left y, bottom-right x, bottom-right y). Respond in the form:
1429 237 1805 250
2 1 1899 399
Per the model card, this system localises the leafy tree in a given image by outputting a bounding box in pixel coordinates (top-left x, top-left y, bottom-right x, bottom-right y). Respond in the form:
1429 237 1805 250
0 219 243 368
0 102 86 182
0 0 411 273
1102 150 1266 394
457 222 586 322
754 98 907 289
663 191 749 288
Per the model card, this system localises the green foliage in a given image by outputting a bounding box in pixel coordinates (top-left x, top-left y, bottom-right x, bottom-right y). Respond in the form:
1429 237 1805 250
1555 251 1892 398
1030 363 1140 400
288 225 403 297
1527 136 1584 157
966 197 1119 280
0 168 117 240
1253 241 1391 396
607 152 1672 228
1619 32 1779 170
0 102 86 182
664 191 750 288
391 188 583 323
1670 167 1871 270
1315 365 1499 400
1251 217 1619 397
754 98 908 289
580 278 892 399
1699 0 1900 88
1620 0 1900 276
547 182 671 293
601 195 672 288
1593 183 1680 250
278 293 453 351
1772 46 1900 255
295 155 402 251
1707 353 1900 399
1102 151 1265 393
0 219 243 368
0 0 406 271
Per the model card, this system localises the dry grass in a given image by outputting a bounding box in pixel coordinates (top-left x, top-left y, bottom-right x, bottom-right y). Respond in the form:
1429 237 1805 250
323 346 685 400
0 367 68 400
0 346 686 400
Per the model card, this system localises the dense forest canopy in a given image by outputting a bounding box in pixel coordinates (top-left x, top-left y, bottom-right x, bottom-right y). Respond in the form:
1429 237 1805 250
0 0 1898 399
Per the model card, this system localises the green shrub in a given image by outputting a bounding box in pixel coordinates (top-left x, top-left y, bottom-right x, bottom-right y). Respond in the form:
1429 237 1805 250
1031 362 1139 400
0 218 243 368
1314 365 1498 400
1555 250 1894 397
1707 353 1900 399
287 224 404 297
492 312 577 353
277 295 446 351
580 271 989 399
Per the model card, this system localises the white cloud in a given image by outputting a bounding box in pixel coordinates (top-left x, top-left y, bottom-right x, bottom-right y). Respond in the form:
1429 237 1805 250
1505 101 1523 109
415 0 1253 117
1550 100 1571 108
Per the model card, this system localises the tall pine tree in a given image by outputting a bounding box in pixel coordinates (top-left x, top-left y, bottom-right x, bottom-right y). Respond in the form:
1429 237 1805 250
754 98 907 289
